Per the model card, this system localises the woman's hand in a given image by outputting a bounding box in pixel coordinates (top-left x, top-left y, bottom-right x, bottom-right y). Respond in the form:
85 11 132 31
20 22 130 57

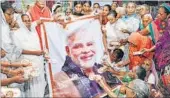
35 50 45 56
120 85 126 94
10 68 24 76
13 75 25 83
21 62 32 67
140 48 150 54
127 72 136 79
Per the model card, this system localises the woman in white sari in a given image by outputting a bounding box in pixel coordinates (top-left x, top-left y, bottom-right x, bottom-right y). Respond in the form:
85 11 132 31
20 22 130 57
11 14 47 97
103 10 129 71
104 10 129 50
0 1 23 62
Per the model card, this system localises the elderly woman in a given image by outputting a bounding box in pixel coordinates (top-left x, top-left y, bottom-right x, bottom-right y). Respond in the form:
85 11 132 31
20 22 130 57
120 79 150 98
142 4 170 96
121 2 140 34
115 32 153 71
1 1 44 62
101 79 150 98
11 14 47 97
1 1 45 97
142 4 170 71
140 3 170 43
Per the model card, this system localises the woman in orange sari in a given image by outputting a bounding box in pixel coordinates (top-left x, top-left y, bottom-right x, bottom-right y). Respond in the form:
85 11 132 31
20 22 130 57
128 33 153 70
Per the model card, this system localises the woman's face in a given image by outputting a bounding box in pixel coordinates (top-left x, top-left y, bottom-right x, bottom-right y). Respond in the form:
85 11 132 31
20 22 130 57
103 6 110 16
139 6 147 16
111 3 117 11
55 7 62 15
126 3 136 15
65 9 72 16
75 4 82 13
93 4 100 10
83 2 91 12
142 16 151 27
4 8 14 24
107 15 116 24
158 7 168 21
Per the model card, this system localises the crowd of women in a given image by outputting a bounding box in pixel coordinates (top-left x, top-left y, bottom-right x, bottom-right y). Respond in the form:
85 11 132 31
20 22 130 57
1 0 170 97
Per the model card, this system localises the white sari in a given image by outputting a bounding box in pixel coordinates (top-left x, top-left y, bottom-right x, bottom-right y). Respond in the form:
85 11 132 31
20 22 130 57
11 17 46 97
105 19 129 48
0 7 22 62
0 6 24 97
105 19 129 71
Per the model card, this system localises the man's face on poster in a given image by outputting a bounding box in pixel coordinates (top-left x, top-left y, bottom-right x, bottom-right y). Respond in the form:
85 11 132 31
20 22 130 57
67 31 96 69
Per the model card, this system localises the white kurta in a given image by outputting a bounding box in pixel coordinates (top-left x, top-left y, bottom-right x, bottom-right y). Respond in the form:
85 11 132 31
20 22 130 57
11 22 46 97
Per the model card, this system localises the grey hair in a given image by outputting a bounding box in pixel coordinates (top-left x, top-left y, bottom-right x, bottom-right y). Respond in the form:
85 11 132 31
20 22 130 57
132 79 150 98
142 4 150 12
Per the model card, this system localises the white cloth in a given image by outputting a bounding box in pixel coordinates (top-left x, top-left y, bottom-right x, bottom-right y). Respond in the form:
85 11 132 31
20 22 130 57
147 73 155 85
12 21 46 97
121 15 140 33
105 19 129 46
105 19 129 69
0 6 22 62
42 22 67 73
13 13 21 21
105 22 119 44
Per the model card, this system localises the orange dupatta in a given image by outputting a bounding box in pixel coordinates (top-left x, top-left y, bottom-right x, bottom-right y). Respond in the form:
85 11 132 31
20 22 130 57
128 33 153 70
